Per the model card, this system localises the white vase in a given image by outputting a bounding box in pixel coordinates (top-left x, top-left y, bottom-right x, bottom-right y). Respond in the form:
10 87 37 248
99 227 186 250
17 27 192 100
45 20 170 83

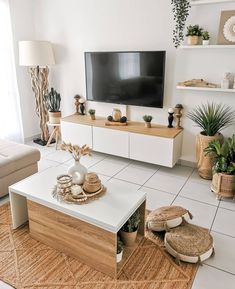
116 250 123 263
68 160 87 185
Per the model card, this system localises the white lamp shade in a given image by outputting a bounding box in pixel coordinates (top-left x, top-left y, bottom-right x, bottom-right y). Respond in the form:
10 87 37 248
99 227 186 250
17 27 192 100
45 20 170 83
19 40 55 66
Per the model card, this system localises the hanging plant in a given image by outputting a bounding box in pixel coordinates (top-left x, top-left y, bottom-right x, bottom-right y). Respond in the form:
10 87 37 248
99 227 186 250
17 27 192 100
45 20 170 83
171 0 191 48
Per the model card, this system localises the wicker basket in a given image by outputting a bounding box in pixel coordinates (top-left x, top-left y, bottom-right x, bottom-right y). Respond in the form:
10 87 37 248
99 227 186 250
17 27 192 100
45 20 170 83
211 173 235 199
196 133 223 180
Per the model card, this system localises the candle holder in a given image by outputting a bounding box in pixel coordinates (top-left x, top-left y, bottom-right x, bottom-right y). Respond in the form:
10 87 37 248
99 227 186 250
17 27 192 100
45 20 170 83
168 108 174 128
174 104 184 129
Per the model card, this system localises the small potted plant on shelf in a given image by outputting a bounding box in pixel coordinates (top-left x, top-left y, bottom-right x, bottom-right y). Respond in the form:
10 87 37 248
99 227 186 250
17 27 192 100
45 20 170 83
143 115 153 128
116 236 124 263
187 103 235 180
120 210 140 246
204 135 235 199
88 109 96 120
202 31 210 46
186 25 203 45
44 88 61 124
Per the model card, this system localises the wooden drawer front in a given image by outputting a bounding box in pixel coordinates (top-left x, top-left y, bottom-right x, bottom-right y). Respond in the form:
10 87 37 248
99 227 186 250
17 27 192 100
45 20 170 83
61 121 92 147
93 127 129 158
129 133 174 167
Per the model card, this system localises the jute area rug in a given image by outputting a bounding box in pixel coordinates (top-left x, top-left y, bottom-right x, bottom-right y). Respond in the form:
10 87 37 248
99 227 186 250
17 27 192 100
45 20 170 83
0 203 197 289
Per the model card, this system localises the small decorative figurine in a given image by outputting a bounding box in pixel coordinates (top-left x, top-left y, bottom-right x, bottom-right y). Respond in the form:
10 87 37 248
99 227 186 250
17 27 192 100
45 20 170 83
174 104 184 129
168 108 174 128
79 98 86 115
74 95 81 115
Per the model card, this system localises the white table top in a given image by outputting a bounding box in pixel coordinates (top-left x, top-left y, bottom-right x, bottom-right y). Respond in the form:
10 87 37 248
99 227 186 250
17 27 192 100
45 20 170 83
9 167 146 233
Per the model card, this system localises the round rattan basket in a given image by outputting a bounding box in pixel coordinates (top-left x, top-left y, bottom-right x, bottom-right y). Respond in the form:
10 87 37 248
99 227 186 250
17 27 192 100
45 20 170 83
211 172 235 199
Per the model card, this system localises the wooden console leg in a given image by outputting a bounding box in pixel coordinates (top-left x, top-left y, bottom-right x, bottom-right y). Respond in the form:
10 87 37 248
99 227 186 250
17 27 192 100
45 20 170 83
46 127 57 147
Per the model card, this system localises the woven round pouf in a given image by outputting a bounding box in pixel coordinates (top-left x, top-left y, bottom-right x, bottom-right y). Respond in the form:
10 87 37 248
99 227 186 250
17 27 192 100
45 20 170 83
164 223 214 264
146 206 193 232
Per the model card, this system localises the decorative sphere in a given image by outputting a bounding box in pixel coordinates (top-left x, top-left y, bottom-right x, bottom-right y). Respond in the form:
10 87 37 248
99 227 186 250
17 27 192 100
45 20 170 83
107 115 113 121
120 116 127 123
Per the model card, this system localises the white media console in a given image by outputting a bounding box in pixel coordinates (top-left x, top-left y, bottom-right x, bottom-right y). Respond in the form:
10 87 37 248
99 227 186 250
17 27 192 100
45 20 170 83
61 115 183 168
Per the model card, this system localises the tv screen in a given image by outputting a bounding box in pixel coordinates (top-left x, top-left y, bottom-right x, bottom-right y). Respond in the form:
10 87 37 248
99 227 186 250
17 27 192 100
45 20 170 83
85 51 166 108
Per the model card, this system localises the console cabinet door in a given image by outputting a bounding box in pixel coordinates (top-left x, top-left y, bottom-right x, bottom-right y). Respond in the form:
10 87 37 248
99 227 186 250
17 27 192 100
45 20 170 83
61 121 93 148
93 127 128 158
129 133 175 167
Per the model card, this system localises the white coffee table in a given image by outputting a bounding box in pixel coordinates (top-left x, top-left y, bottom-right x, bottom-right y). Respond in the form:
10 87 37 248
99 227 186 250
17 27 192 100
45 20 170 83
9 166 146 277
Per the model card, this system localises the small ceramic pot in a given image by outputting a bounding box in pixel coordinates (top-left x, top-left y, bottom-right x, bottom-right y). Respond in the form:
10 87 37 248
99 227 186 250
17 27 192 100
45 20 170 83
187 36 199 46
120 230 138 246
116 250 123 263
202 40 210 46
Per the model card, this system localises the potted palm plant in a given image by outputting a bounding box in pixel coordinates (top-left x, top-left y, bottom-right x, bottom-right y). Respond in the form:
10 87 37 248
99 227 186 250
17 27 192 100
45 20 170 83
120 210 140 246
204 135 235 199
116 236 124 263
187 103 235 180
143 115 153 128
44 88 61 124
186 25 203 45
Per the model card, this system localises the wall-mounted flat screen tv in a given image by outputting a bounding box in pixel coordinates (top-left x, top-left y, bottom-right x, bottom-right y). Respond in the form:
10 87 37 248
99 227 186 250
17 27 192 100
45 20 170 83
85 51 166 108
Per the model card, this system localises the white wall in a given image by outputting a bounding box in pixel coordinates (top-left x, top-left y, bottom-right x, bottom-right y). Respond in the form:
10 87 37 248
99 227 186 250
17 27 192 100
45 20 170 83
9 0 40 140
13 0 235 161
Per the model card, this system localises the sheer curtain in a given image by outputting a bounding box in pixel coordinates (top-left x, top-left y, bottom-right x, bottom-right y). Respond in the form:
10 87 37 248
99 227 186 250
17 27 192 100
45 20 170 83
0 0 23 142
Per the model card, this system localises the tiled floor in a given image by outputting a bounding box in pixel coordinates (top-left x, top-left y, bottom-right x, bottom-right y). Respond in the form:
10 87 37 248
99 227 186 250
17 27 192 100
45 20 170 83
1 140 235 289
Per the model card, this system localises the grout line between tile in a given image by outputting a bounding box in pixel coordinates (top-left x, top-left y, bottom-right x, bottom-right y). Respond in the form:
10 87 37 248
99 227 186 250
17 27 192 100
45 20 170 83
203 264 235 277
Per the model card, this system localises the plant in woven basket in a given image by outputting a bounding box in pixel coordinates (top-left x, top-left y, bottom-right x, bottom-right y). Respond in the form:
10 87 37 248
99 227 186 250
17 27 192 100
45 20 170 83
44 88 62 124
186 25 203 45
204 135 235 175
187 102 235 180
171 0 191 48
120 210 140 246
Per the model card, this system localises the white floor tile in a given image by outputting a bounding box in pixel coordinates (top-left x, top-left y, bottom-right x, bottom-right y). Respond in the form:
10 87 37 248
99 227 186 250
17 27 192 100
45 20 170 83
179 181 219 206
26 141 55 157
0 281 15 289
89 158 129 177
205 231 235 274
38 159 60 172
139 187 175 211
189 169 211 185
157 165 194 179
114 162 157 185
219 198 235 212
172 196 217 229
212 208 235 237
44 150 72 163
192 265 235 289
108 178 141 191
144 172 186 194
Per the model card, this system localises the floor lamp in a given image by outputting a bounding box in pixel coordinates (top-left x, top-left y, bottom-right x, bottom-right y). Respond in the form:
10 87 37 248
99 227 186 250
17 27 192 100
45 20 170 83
19 41 55 145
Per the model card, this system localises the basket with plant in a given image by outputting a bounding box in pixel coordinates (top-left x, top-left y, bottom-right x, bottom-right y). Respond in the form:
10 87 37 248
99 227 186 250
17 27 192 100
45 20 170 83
187 102 235 180
204 135 235 199
120 210 140 246
44 88 61 124
186 25 203 45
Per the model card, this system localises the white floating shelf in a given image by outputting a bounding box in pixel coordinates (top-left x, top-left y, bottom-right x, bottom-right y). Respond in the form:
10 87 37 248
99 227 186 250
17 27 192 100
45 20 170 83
190 0 235 5
179 45 235 49
176 86 235 93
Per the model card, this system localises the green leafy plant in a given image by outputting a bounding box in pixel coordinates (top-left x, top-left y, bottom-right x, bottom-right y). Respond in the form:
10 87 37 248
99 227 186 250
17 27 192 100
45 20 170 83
44 88 61 112
186 25 203 37
143 115 153 123
204 135 235 174
171 0 191 48
121 210 140 233
187 103 235 136
88 109 96 115
202 31 210 40
117 236 123 254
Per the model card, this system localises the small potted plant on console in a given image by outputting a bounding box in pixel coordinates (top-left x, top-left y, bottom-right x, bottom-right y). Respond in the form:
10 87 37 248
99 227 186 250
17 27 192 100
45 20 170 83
120 210 140 246
116 236 124 263
44 87 61 124
202 31 210 46
204 134 235 199
186 25 203 45
143 115 153 128
88 109 96 120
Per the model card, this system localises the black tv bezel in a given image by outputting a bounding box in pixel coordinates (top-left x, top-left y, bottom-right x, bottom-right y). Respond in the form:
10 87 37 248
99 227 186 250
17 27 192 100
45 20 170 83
84 50 166 108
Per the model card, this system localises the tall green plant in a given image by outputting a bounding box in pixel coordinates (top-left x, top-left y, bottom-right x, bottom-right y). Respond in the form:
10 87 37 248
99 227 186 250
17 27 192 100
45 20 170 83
171 0 191 48
121 210 140 233
187 103 235 136
44 88 61 112
204 135 235 174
